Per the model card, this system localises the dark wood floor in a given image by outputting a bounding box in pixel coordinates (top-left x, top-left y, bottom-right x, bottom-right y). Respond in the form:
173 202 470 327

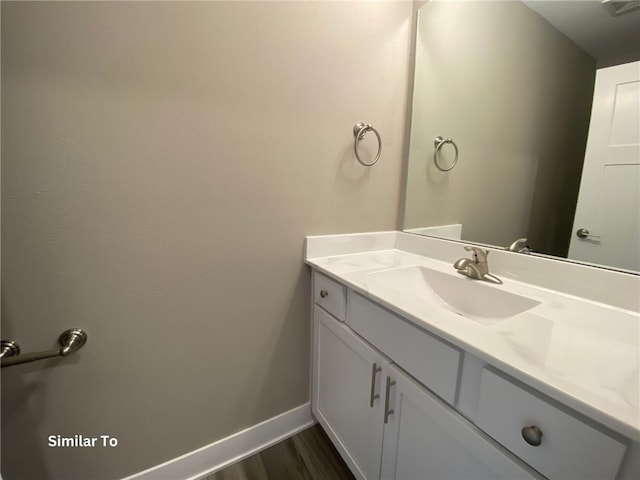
206 424 355 480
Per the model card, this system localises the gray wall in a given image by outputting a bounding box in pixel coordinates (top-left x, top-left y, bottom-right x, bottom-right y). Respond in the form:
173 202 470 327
403 0 595 257
0 2 412 479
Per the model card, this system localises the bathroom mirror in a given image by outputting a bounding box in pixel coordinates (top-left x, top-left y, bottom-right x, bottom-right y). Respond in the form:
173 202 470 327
403 0 640 273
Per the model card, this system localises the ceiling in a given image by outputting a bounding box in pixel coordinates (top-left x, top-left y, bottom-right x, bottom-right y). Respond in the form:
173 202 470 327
522 0 640 67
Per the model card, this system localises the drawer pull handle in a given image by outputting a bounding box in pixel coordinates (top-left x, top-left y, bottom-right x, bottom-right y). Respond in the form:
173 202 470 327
384 376 396 424
369 363 382 407
521 425 543 446
320 290 329 298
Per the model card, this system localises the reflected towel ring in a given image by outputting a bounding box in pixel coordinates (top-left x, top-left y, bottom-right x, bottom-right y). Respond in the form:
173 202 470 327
353 123 382 166
433 136 459 171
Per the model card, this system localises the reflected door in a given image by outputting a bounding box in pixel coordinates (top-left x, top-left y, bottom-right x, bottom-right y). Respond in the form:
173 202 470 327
569 61 640 271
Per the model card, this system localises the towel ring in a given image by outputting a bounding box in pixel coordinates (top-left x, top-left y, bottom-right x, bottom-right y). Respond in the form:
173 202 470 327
353 123 382 167
433 136 459 171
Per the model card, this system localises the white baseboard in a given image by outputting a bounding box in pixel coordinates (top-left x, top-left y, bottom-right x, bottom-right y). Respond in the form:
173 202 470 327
122 403 315 480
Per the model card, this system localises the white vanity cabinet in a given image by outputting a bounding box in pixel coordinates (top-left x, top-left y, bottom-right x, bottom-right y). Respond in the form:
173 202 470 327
306 233 640 480
380 363 537 480
475 368 627 480
312 306 388 479
311 272 540 480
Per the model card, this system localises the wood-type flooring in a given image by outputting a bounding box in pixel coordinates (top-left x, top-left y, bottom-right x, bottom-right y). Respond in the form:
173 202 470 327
207 424 355 480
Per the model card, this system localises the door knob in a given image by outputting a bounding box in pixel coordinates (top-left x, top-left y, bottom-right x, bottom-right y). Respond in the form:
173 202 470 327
576 228 601 239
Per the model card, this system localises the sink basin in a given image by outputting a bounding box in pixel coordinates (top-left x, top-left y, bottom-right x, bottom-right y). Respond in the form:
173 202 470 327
368 265 541 321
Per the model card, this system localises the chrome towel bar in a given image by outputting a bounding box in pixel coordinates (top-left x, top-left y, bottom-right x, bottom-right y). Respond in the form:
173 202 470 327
1 328 87 368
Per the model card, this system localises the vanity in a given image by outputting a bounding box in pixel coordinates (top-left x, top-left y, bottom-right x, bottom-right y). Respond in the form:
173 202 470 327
306 2 640 478
305 231 640 480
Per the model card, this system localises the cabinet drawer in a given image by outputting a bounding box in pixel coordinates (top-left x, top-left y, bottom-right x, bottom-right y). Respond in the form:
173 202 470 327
314 272 346 321
475 368 627 480
346 291 460 405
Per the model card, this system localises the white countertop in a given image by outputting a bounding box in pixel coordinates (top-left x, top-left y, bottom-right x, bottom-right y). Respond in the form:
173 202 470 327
306 245 640 441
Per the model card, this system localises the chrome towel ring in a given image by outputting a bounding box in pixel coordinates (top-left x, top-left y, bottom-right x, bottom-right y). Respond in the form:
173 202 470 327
433 136 459 172
353 123 382 167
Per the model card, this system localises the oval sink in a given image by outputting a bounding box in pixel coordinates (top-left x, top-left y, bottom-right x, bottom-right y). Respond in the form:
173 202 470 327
368 265 541 322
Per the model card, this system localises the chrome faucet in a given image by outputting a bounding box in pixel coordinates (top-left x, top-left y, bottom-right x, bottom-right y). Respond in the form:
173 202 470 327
505 237 530 253
453 246 502 284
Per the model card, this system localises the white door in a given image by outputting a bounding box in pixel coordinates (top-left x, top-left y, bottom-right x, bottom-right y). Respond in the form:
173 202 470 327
379 364 539 480
312 307 386 480
569 61 640 271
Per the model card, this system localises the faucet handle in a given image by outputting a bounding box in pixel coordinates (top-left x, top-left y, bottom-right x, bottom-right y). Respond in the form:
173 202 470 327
464 246 489 263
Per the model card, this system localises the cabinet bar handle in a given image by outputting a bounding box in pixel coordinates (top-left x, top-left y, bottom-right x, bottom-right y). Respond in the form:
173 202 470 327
369 363 382 407
384 375 396 424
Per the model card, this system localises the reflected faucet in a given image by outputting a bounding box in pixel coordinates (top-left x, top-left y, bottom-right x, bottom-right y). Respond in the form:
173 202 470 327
506 238 530 254
453 246 503 284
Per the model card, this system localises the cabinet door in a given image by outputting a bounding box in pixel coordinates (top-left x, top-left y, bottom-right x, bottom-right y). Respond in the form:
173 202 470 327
380 365 540 480
313 306 386 480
